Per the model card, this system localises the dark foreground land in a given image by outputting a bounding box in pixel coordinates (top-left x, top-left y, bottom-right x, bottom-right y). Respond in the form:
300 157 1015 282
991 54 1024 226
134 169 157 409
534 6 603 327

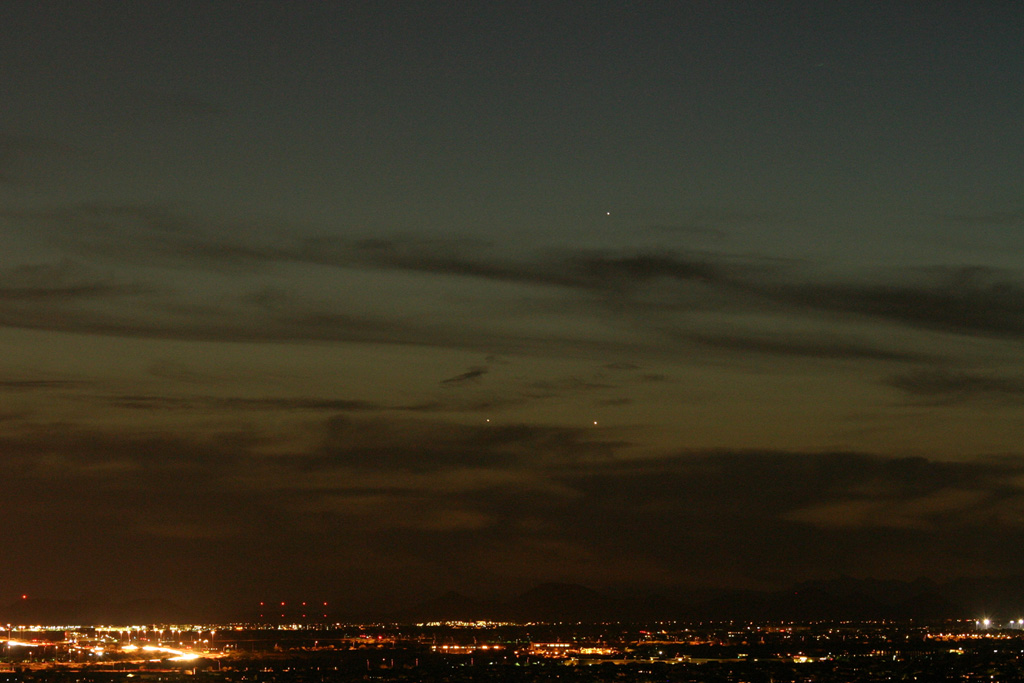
5 657 1024 683
3 620 1023 682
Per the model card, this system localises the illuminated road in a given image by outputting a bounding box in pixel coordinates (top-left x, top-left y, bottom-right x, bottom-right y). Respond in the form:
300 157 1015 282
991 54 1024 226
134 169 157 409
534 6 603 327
6 637 217 662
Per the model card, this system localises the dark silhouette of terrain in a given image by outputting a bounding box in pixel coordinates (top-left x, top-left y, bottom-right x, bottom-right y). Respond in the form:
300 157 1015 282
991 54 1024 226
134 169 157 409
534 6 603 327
395 576 1024 624
6 575 1024 624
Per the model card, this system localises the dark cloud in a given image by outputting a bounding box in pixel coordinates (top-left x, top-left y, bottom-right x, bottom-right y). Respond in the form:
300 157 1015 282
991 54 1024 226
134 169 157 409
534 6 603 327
0 262 146 301
777 266 1024 339
2 0 1022 615
92 369 623 418
6 203 1024 366
524 376 614 398
71 206 1024 338
16 203 752 290
348 251 1024 348
0 379 85 391
0 422 281 610
533 451 1024 586
569 251 742 288
147 360 225 385
441 366 488 385
886 369 1024 403
0 276 633 358
279 237 754 296
337 237 572 287
104 394 382 412
4 407 1024 604
395 397 528 414
7 203 276 272
684 331 928 362
311 416 624 473
0 283 455 348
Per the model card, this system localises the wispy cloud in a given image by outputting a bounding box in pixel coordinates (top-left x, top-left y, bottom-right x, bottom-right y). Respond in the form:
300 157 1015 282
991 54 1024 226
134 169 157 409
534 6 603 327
103 394 383 412
4 408 1024 593
0 379 86 391
441 366 488 385
775 266 1024 339
5 202 1024 370
886 369 1024 403
682 331 929 362
0 262 147 300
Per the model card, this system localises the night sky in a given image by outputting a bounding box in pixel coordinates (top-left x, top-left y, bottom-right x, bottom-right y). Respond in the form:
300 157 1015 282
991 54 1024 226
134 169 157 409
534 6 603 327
2 1 1024 615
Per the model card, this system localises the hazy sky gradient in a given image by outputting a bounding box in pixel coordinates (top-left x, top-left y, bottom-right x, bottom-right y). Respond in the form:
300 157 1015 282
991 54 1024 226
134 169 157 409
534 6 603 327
2 1 1023 614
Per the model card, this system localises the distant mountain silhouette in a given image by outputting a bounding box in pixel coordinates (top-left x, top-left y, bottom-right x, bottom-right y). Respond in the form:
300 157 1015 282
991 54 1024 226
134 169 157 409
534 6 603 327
683 579 972 622
893 590 962 621
394 583 618 623
505 583 612 622
0 597 190 625
392 576 1024 623
395 583 692 623
9 575 1024 624
945 575 1024 616
0 598 87 625
391 590 497 622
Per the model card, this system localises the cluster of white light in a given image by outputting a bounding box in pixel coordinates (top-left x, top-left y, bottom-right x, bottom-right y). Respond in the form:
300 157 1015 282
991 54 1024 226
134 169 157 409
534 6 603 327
6 640 41 648
122 644 200 661
973 618 1024 629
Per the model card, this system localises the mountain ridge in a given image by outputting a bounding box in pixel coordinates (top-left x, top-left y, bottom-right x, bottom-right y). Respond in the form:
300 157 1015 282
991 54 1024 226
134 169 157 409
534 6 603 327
6 575 1024 624
394 575 1024 624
